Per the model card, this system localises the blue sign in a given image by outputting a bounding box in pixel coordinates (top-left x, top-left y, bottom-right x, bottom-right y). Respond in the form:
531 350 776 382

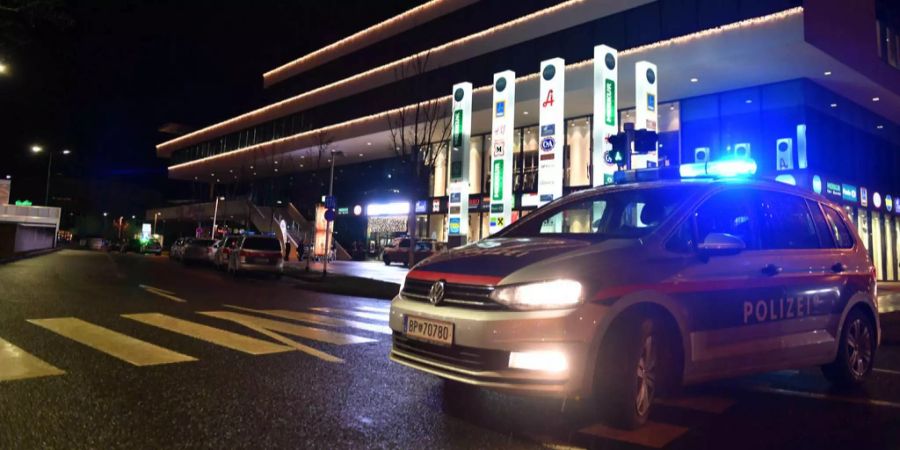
449 217 461 235
449 192 461 203
647 93 656 112
324 195 336 209
540 124 555 137
841 184 858 203
324 208 335 222
415 200 427 213
495 101 505 117
540 137 555 152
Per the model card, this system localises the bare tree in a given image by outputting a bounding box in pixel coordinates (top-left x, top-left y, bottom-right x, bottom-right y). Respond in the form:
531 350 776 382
385 51 453 265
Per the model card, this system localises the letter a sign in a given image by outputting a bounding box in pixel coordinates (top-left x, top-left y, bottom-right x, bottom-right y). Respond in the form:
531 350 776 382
538 58 564 208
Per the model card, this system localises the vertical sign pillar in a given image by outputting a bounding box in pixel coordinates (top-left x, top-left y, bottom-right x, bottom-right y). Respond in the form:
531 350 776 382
447 82 472 245
633 61 659 169
489 71 515 234
538 58 564 208
592 45 618 186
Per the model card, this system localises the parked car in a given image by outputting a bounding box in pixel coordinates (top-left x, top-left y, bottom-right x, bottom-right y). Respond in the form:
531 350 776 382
227 235 283 278
214 235 241 269
182 239 218 265
169 237 193 260
382 237 444 266
141 240 163 256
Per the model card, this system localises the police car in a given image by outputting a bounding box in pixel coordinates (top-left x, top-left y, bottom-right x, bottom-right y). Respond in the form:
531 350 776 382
389 159 879 429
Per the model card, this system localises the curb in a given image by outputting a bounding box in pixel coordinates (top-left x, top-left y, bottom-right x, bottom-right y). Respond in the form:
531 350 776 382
0 247 62 265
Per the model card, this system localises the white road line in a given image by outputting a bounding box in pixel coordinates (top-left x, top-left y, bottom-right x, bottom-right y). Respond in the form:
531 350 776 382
28 318 196 366
656 395 735 414
139 285 187 303
745 384 900 409
0 337 65 382
223 305 391 335
200 311 376 345
578 421 689 449
123 313 292 355
352 305 391 314
310 307 388 322
874 368 900 376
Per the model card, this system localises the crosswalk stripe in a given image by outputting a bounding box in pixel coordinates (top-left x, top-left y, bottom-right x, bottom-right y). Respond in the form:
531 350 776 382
139 284 187 303
28 318 197 366
223 305 391 335
199 312 344 363
656 395 735 414
123 313 292 355
578 421 689 449
309 307 388 322
200 311 376 345
0 337 65 382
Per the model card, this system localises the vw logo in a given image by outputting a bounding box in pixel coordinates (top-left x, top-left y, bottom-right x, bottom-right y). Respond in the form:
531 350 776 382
429 280 446 305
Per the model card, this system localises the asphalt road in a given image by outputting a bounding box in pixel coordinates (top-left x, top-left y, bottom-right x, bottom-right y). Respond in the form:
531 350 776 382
2 250 900 449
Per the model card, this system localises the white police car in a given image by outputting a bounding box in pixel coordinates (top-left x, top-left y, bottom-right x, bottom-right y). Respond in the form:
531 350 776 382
389 159 879 429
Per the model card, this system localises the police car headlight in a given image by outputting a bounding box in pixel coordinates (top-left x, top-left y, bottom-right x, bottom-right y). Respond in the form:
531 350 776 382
491 280 583 310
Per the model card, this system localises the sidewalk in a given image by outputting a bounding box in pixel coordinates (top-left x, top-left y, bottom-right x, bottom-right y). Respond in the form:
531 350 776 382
282 259 406 300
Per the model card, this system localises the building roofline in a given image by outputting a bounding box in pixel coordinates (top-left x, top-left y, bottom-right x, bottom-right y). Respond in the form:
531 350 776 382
262 0 479 88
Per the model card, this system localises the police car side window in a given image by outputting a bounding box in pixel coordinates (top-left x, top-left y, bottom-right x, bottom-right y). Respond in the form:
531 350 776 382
757 191 820 250
694 189 759 250
806 200 836 248
822 206 855 249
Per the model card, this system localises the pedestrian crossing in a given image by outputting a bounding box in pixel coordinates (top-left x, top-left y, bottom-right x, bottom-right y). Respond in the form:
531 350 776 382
1 302 392 383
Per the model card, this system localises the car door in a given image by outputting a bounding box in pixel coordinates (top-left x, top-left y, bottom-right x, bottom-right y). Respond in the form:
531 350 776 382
665 187 789 381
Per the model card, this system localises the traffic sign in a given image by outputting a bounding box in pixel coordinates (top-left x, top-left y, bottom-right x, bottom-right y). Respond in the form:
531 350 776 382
324 208 335 222
324 195 336 209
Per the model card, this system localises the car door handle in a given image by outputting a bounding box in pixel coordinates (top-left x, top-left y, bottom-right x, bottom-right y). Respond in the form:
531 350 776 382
761 264 783 276
831 262 848 273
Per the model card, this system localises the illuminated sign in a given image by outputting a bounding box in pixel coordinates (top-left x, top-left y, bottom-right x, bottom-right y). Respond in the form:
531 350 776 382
447 82 472 237
337 207 350 215
894 196 899 214
841 184 858 203
14 200 32 206
538 57 564 210
141 223 152 241
495 101 505 117
593 45 618 186
633 61 658 169
414 200 427 214
353 205 362 216
825 182 841 196
366 202 410 216
489 70 515 234
860 187 868 207
873 192 882 209
886 195 893 212
432 198 440 213
812 175 822 194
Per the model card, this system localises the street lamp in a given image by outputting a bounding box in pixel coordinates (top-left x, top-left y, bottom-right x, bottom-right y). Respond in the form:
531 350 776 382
323 149 343 276
153 212 161 235
0 63 8 74
30 145 71 206
211 196 225 239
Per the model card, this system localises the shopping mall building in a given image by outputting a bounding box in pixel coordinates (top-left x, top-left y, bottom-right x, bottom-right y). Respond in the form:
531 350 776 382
155 0 900 279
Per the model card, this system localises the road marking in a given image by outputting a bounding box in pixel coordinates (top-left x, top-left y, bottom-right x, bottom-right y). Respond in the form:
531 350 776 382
310 307 388 322
656 395 735 414
0 337 65 382
200 311 376 345
745 384 900 409
352 305 391 314
578 421 689 449
874 368 900 376
139 284 187 303
224 305 391 335
28 318 196 366
123 313 292 355
199 311 344 363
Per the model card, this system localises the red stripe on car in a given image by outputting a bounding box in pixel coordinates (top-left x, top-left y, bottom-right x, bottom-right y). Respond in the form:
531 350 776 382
406 270 503 286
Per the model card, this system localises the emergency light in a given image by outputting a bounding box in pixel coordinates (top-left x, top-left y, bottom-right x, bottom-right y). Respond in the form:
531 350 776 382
613 157 758 184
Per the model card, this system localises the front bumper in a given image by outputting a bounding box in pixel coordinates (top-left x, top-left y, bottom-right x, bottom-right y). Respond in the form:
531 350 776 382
237 262 283 273
389 295 602 396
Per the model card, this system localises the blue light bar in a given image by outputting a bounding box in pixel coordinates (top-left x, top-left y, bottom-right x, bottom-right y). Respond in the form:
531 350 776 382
679 158 757 178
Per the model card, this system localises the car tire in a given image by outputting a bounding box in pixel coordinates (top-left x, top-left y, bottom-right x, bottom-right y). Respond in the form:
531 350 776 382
596 313 673 430
822 308 876 388
383 256 391 266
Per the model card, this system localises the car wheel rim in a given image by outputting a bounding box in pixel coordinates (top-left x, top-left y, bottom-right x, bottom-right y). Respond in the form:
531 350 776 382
635 335 656 417
846 318 873 378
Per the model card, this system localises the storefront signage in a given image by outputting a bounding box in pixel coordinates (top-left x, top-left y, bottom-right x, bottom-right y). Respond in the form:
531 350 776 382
489 70 515 234
337 207 350 215
366 202 410 216
538 58 564 215
353 205 362 216
841 184 858 203
826 182 841 197
414 200 427 214
776 138 794 171
886 195 893 212
432 198 440 213
893 196 899 214
812 175 822 194
141 223 152 241
860 187 869 207
447 82 472 237
633 60 658 169
873 192 882 209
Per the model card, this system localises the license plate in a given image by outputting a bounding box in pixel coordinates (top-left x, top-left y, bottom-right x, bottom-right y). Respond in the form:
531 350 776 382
404 315 453 346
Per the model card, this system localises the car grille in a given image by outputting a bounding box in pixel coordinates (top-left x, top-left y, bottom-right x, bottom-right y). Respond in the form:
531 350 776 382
402 279 504 310
392 332 509 371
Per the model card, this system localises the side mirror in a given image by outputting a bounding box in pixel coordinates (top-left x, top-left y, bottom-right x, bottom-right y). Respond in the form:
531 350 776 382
697 233 745 257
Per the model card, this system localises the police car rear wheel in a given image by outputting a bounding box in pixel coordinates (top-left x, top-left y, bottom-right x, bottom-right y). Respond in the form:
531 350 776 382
822 309 875 387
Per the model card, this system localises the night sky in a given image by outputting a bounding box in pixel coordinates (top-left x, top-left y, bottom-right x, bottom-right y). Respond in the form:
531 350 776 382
0 0 422 205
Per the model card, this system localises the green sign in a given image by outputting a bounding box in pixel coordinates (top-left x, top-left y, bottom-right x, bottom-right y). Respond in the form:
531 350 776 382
14 200 32 206
491 160 504 201
604 79 616 126
452 109 463 147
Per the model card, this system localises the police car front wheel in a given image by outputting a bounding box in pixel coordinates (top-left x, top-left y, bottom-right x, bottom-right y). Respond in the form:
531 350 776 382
822 308 876 387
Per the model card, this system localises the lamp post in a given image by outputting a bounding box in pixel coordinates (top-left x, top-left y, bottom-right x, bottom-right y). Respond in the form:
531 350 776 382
31 146 71 206
323 150 343 276
211 196 224 239
153 212 161 235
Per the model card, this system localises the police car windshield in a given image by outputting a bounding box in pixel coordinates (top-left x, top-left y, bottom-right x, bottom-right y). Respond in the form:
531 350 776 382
500 185 701 240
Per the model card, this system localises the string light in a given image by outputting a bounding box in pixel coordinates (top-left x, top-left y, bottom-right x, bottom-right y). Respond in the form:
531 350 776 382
166 7 804 175
264 0 476 86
